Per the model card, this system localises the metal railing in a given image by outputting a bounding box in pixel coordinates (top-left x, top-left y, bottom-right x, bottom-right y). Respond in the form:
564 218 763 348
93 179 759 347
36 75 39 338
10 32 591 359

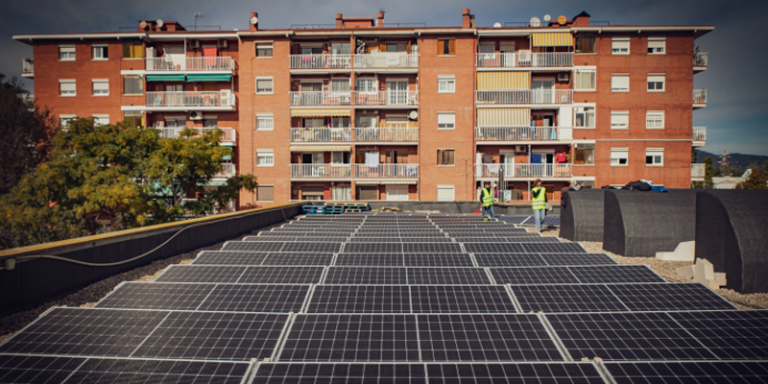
213 163 236 179
693 52 709 68
22 59 33 75
145 56 235 71
146 91 236 108
353 164 419 178
290 127 419 142
693 89 708 105
475 126 563 141
476 52 572 68
290 91 419 106
290 164 353 178
154 127 237 144
354 53 419 68
693 126 706 141
691 163 705 179
475 163 572 178
289 54 352 69
476 89 573 104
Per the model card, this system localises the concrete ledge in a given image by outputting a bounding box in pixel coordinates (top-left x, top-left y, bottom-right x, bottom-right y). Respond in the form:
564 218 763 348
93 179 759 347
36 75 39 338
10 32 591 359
560 189 605 242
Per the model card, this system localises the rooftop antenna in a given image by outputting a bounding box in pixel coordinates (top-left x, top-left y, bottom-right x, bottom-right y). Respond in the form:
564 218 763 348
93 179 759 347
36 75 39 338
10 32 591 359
194 12 203 31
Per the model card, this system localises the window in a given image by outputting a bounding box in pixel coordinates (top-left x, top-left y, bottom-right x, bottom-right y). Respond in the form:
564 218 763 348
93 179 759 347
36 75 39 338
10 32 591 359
356 78 377 93
574 144 595 165
611 74 629 92
646 148 664 166
437 75 455 93
59 115 76 131
124 111 142 128
330 78 350 94
574 69 596 91
255 42 273 57
646 111 665 129
256 114 274 131
611 38 629 55
611 111 629 129
574 107 595 128
257 149 274 167
256 77 273 94
437 149 455 166
92 45 108 60
437 112 455 130
648 38 666 54
647 74 665 92
123 76 143 95
437 39 455 55
610 148 629 166
437 185 455 201
257 185 274 202
122 40 143 58
59 45 75 61
59 79 76 97
92 79 109 96
575 34 596 53
92 114 109 127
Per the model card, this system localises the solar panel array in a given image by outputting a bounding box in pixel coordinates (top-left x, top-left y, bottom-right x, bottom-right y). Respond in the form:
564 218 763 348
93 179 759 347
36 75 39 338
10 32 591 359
0 212 764 383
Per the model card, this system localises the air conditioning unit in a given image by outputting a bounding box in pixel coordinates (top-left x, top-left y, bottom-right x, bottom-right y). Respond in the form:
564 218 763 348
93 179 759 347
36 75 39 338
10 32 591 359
515 145 528 153
218 40 228 49
558 72 570 82
189 111 203 120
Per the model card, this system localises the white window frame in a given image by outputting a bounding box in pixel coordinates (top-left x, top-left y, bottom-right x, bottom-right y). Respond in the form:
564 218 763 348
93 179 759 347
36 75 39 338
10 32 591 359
574 106 595 128
92 79 109 96
437 75 455 94
356 78 377 94
92 114 110 127
255 42 273 58
59 79 76 97
647 38 666 55
611 74 629 92
92 44 108 61
59 115 76 131
437 112 455 130
256 114 274 131
647 74 665 92
610 111 629 130
611 38 629 55
59 45 75 61
646 111 665 129
437 185 455 202
437 148 455 166
255 77 273 95
645 148 664 166
256 149 274 167
574 69 596 91
610 148 629 166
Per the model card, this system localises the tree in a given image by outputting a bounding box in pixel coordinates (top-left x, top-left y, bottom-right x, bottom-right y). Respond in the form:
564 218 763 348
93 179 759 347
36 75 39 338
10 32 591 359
0 74 59 195
735 162 768 190
703 156 714 189
0 119 256 249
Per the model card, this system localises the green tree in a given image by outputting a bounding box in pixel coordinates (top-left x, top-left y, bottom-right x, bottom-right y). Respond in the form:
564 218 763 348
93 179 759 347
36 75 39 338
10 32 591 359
0 118 256 249
735 162 768 190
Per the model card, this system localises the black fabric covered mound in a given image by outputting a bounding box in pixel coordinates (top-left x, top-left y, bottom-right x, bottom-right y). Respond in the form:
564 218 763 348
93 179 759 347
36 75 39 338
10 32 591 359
696 190 768 293
560 189 606 242
603 190 697 257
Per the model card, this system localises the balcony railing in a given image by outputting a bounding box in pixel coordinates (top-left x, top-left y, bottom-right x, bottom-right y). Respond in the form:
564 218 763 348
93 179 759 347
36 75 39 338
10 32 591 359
693 89 707 105
146 90 236 109
290 164 420 179
693 52 709 68
475 163 572 178
146 56 235 71
691 163 705 179
290 91 419 106
475 126 565 141
288 54 418 69
289 54 352 69
155 127 237 144
476 52 573 68
214 163 236 179
22 59 33 76
476 89 572 105
290 127 419 142
693 126 706 142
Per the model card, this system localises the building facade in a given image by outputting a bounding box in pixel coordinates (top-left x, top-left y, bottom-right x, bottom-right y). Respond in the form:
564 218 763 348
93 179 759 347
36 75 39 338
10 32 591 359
14 10 712 207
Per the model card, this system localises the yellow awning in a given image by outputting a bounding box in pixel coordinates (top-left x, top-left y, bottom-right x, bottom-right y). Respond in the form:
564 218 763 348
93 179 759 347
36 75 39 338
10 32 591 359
477 108 531 126
477 72 530 90
291 108 351 117
531 32 574 47
290 145 351 152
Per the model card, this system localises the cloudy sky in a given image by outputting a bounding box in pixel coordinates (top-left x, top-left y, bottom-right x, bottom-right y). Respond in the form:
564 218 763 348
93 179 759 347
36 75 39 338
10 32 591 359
2 0 765 156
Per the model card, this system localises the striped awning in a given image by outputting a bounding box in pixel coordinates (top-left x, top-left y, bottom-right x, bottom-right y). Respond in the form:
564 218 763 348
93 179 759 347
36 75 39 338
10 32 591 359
290 145 351 152
477 72 530 90
531 32 574 47
291 109 351 117
477 108 531 126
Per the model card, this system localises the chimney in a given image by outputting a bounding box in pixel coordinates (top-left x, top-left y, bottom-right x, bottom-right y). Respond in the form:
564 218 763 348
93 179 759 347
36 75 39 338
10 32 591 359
336 13 343 28
249 12 259 31
377 12 385 28
462 9 472 28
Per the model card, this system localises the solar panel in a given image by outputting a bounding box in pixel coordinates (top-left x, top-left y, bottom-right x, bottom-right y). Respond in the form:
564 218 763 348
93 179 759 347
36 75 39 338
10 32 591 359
410 285 517 313
546 311 719 361
510 284 629 313
603 361 768 384
473 254 548 267
491 267 580 285
197 284 310 312
131 312 289 361
279 314 420 361
540 253 619 266
403 254 474 267
324 267 408 284
252 363 427 384
306 285 411 313
668 310 768 360
607 283 736 311
334 254 404 267
425 362 606 384
238 266 325 284
570 265 666 283
193 250 268 265
95 282 214 310
156 265 247 283
407 267 491 285
417 314 563 361
261 253 335 266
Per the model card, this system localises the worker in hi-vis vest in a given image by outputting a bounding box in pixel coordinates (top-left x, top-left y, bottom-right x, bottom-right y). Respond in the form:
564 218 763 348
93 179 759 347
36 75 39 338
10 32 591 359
531 179 547 232
480 181 495 220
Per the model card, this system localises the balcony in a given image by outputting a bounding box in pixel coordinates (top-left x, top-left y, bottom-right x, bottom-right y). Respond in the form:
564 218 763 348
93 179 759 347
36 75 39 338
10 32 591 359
475 163 572 179
475 126 570 142
155 127 237 145
290 127 419 143
354 53 419 69
476 90 572 105
213 163 236 179
693 52 709 72
290 164 419 179
476 52 573 68
146 57 235 72
21 59 33 77
693 89 707 108
288 54 418 70
693 126 706 146
290 91 419 107
691 163 705 180
289 54 352 69
145 90 236 111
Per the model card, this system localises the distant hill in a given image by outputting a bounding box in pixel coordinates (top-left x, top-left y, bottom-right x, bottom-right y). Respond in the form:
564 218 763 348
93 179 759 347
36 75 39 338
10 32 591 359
695 150 768 170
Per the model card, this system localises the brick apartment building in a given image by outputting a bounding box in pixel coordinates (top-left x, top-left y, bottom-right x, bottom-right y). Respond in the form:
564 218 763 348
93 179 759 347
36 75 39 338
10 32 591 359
14 10 712 208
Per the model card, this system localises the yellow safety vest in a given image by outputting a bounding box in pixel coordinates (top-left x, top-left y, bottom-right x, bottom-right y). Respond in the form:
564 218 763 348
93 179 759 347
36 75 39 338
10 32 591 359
481 188 493 207
532 186 546 210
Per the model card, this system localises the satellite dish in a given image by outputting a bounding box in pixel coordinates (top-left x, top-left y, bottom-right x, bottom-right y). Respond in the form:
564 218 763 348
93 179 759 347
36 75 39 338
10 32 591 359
156 19 164 27
529 17 541 27
408 111 418 120
493 22 502 28
543 14 552 22
139 21 147 29
250 16 259 25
